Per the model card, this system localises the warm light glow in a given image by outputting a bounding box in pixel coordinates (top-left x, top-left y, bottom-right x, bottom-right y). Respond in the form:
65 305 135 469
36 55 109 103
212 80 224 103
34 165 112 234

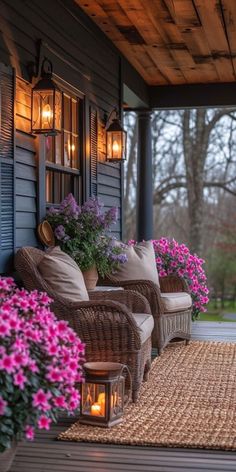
98 392 105 416
112 140 120 153
91 403 102 416
68 143 76 152
42 104 53 127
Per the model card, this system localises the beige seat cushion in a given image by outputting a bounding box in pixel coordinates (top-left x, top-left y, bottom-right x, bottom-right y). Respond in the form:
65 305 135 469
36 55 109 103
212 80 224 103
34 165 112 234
132 313 154 343
38 246 89 302
161 292 192 313
109 241 159 287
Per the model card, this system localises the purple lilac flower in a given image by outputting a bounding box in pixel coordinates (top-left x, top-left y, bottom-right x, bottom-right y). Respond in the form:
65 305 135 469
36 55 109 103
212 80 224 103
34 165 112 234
82 197 103 217
47 207 59 216
54 225 66 241
59 194 80 219
104 207 118 228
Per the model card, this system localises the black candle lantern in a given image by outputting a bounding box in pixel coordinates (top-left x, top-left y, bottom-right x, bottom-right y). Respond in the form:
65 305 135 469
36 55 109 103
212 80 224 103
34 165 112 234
106 110 127 162
80 362 131 427
31 58 62 136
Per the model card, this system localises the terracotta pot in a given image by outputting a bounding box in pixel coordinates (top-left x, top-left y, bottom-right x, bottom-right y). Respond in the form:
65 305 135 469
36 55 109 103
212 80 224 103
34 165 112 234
0 441 18 472
82 266 98 290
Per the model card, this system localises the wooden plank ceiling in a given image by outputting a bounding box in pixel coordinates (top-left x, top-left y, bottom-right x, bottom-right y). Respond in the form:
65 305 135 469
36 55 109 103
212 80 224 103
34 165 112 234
75 0 236 85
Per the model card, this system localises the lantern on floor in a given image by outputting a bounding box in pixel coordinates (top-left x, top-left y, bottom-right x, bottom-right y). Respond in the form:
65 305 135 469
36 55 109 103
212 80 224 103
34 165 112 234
106 109 127 162
31 57 62 136
80 362 131 427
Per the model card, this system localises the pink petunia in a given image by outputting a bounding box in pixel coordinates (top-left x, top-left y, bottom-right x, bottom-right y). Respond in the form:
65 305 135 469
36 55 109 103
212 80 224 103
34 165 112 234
32 389 52 411
53 395 67 408
0 322 11 337
38 415 52 430
0 354 16 373
14 371 27 390
25 425 35 440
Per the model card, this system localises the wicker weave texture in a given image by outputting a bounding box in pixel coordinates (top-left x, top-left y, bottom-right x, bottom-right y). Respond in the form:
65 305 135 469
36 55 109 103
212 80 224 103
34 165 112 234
59 341 236 451
15 247 153 402
99 275 192 352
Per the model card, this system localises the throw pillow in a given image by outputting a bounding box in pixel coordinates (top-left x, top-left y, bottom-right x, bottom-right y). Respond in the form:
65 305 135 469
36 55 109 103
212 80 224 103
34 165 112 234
38 246 89 302
108 241 159 286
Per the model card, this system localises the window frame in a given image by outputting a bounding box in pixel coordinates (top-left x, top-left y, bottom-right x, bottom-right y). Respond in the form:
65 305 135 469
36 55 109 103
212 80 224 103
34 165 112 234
44 82 84 207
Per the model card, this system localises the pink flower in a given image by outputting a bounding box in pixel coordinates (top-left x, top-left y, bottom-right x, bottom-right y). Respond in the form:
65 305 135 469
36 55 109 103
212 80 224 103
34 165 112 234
0 322 10 337
25 425 35 440
14 352 29 368
0 354 16 373
33 389 51 411
0 275 84 441
14 371 27 389
46 343 59 356
53 395 67 408
57 320 69 334
131 238 209 319
46 367 62 382
0 395 7 415
38 415 52 430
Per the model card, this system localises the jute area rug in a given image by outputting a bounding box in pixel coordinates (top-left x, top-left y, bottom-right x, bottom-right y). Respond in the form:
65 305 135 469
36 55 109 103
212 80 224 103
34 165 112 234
59 341 236 450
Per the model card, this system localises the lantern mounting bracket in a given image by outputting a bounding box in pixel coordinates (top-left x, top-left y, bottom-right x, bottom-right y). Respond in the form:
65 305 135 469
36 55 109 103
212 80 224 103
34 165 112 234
27 39 44 83
104 108 119 130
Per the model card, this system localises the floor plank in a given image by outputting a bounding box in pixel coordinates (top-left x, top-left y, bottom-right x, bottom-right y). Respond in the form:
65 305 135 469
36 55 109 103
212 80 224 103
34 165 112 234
10 322 236 472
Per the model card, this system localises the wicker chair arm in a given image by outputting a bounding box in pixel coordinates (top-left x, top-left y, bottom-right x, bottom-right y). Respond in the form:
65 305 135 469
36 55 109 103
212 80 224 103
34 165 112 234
51 299 142 351
104 280 165 316
88 289 151 314
160 275 190 294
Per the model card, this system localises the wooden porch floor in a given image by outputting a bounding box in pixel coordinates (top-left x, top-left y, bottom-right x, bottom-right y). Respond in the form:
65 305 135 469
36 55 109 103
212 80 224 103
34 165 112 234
11 322 236 472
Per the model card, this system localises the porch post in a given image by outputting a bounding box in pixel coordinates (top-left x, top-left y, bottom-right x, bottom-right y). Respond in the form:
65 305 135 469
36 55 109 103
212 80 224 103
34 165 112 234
136 110 153 241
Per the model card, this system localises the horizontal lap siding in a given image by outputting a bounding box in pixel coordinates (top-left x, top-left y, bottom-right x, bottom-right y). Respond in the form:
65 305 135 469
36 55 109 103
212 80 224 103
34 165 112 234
15 77 38 249
0 0 120 110
0 0 122 272
98 163 122 238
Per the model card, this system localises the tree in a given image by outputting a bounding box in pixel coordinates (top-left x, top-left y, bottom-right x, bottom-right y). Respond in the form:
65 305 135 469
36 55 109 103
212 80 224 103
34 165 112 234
124 108 236 254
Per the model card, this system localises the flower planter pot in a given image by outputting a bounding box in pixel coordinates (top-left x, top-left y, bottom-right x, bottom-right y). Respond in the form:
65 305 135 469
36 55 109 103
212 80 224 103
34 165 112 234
82 266 98 290
0 441 18 472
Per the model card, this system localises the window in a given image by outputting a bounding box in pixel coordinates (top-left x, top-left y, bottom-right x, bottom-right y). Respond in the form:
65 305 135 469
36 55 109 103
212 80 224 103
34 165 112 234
45 91 82 205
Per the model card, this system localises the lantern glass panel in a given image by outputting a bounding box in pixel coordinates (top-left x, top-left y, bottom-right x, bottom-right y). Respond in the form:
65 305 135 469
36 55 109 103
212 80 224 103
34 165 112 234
40 90 54 131
55 90 62 132
64 131 71 167
32 91 41 132
82 383 106 418
112 131 122 160
111 379 124 419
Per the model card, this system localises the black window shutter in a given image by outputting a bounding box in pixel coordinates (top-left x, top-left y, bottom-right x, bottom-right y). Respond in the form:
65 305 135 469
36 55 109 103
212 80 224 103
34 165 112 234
0 64 15 273
89 106 98 197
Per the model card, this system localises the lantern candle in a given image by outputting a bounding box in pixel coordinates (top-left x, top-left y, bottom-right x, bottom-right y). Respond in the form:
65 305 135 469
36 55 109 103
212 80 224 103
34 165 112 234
91 403 102 416
97 392 105 416
80 362 129 427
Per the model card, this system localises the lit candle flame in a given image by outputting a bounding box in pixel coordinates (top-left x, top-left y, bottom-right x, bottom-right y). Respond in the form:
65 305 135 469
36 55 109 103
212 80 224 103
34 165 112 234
42 104 53 127
112 140 119 154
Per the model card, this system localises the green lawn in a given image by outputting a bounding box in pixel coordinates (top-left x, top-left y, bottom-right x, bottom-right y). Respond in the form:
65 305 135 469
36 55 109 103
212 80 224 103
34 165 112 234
198 300 236 322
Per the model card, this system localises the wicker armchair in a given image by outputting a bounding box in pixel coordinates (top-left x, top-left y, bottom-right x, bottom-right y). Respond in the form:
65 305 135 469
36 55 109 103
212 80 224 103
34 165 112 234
15 247 153 402
99 275 192 354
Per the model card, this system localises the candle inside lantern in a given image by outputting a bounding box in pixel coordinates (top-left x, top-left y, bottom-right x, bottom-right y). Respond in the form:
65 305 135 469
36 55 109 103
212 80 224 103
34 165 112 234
97 392 105 416
91 403 102 416
42 103 53 128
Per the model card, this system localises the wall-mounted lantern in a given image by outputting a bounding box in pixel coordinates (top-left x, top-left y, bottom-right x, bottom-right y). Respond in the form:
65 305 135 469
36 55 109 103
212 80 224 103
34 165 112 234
106 109 127 162
31 58 62 136
80 362 131 427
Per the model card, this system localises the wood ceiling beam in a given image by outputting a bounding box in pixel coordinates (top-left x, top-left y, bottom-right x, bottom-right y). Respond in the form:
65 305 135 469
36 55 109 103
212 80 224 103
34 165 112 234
77 0 236 86
149 81 236 108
